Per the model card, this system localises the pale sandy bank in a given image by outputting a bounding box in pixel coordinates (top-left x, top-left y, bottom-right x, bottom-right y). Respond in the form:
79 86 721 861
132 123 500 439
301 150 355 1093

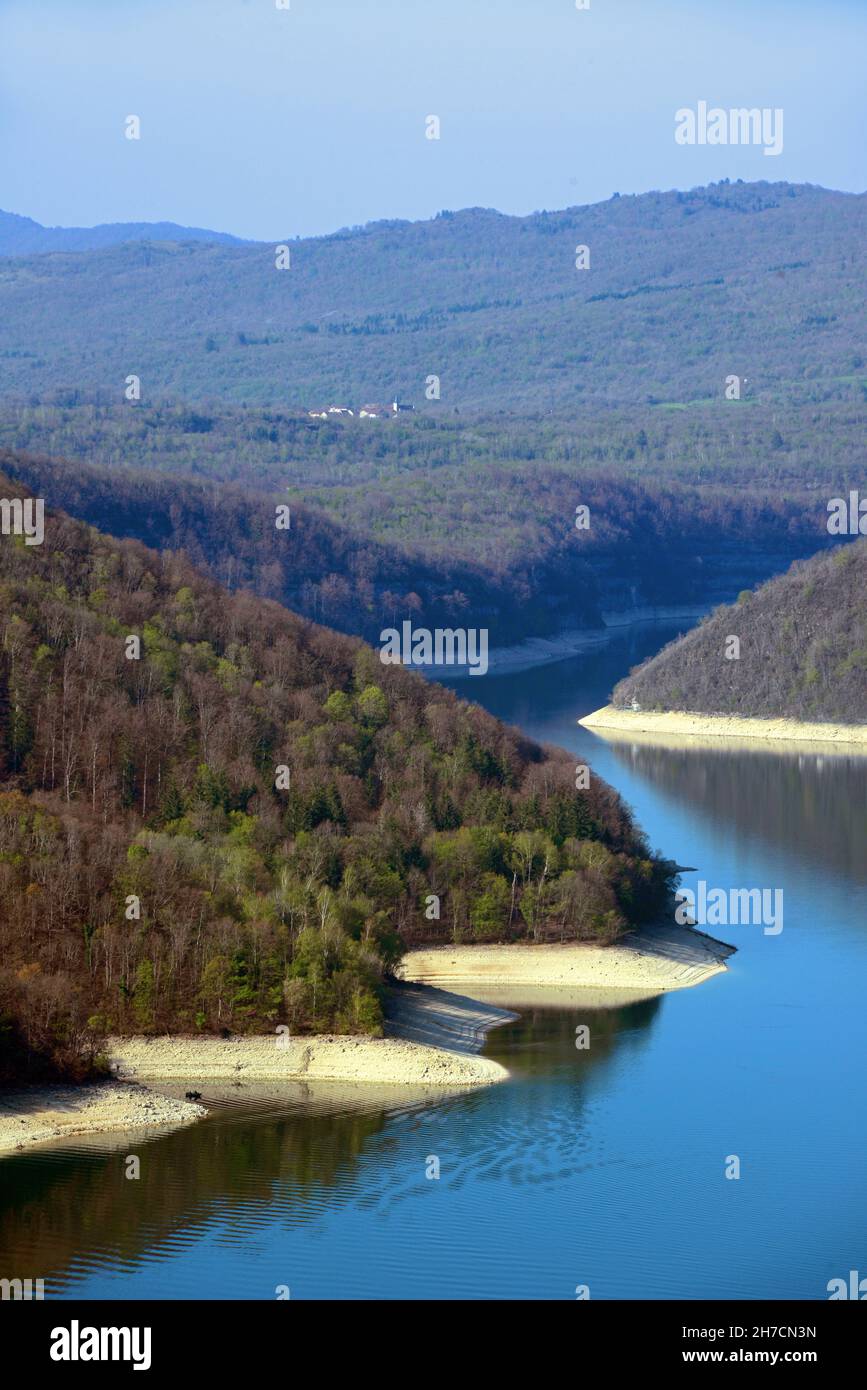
0 988 513 1155
399 923 734 997
107 1028 509 1091
0 931 731 1154
0 1083 205 1156
580 704 867 750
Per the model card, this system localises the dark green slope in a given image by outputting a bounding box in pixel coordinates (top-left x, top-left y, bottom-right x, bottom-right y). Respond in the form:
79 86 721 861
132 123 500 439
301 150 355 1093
612 538 867 723
1 447 832 651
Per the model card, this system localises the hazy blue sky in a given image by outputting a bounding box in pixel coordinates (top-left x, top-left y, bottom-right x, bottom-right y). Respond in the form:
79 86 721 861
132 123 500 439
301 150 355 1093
1 0 864 239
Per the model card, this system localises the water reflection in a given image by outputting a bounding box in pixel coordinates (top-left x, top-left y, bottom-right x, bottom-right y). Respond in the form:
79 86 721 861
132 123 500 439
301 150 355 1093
0 1090 395 1293
0 995 663 1295
593 733 867 887
4 621 865 1300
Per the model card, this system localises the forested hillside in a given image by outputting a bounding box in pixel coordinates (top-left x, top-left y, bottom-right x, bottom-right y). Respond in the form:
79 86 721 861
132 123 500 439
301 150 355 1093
612 539 867 723
0 484 674 1081
1 447 833 649
0 182 864 409
3 395 864 503
0 180 861 651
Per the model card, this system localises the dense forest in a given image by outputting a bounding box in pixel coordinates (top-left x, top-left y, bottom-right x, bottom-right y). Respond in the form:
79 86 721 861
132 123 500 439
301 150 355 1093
0 181 864 410
2 398 865 498
0 483 675 1081
0 179 861 655
612 538 867 723
0 446 836 650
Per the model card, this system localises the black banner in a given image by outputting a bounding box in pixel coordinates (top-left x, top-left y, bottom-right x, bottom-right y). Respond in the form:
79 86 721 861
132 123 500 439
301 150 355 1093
4 1298 861 1376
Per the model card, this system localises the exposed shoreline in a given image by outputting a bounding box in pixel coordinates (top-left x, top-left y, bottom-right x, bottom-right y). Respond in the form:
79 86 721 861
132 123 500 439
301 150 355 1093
0 1083 207 1156
445 607 707 680
580 704 867 750
398 923 734 998
0 988 514 1155
0 926 732 1155
106 1022 511 1091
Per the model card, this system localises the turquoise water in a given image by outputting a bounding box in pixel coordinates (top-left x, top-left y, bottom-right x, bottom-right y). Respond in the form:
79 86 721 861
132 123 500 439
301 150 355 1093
2 625 866 1299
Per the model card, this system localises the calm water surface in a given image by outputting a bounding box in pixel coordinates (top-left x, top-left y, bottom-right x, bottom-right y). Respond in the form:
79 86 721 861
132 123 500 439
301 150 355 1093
2 625 866 1299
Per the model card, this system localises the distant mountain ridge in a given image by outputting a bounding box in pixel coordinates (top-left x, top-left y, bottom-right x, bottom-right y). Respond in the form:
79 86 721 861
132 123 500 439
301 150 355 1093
0 208 245 256
0 181 863 409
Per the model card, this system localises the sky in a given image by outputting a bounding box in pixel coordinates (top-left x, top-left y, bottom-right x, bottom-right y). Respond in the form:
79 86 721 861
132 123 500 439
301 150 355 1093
1 0 865 240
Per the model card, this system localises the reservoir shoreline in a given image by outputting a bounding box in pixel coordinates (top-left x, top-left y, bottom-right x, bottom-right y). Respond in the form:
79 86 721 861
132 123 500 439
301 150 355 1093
444 607 709 679
0 925 731 1155
398 922 733 995
581 704 867 750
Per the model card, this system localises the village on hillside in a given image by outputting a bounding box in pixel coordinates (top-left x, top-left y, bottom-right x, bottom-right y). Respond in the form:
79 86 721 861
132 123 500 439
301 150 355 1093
307 399 415 420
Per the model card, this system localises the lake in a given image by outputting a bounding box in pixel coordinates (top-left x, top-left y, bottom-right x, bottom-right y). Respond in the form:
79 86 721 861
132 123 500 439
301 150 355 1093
2 624 865 1300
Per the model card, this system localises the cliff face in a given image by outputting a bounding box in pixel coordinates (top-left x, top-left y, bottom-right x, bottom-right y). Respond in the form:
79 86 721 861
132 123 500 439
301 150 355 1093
611 539 867 723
